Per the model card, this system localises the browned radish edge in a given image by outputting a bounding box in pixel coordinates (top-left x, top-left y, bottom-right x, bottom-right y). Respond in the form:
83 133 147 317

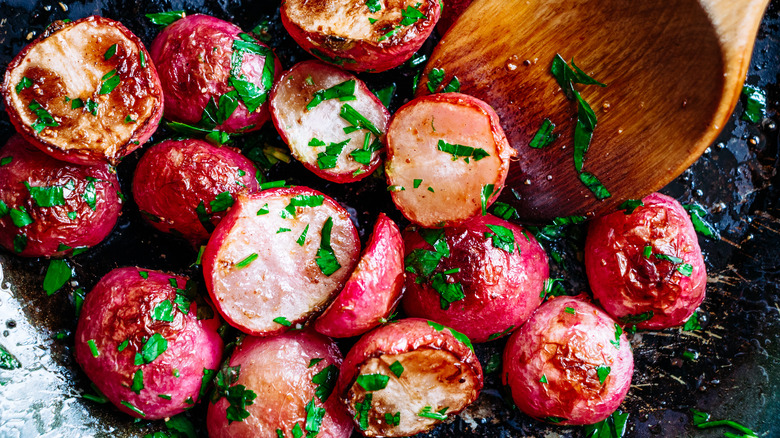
269 60 390 183
2 16 163 165
385 92 515 227
280 0 442 73
202 186 360 336
314 212 404 337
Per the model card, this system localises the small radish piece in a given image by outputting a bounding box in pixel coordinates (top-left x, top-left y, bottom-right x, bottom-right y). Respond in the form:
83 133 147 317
74 268 223 420
207 331 352 438
270 60 390 183
281 0 441 73
585 192 707 329
2 16 163 165
502 295 634 425
202 187 360 336
314 213 404 338
150 14 282 134
385 93 515 227
132 139 259 244
0 135 122 257
401 214 548 343
339 318 482 437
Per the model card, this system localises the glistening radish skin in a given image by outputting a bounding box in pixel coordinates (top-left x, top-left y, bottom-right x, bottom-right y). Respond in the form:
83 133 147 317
339 318 482 437
315 213 404 338
206 331 352 438
270 60 390 183
132 139 259 244
2 16 163 165
584 192 707 329
150 14 281 134
502 295 633 425
385 93 515 227
281 0 442 73
74 268 223 420
0 135 121 257
401 214 548 343
202 187 360 336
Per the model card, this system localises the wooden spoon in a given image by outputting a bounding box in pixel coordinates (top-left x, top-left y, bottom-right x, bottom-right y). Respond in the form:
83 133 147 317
420 0 771 222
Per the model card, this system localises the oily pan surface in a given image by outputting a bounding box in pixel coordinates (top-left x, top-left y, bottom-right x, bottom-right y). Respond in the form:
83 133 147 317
0 0 778 437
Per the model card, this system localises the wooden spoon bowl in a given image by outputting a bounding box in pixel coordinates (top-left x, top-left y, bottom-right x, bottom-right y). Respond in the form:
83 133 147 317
420 0 770 222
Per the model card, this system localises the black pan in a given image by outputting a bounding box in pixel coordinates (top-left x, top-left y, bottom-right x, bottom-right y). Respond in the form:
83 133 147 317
0 1 778 437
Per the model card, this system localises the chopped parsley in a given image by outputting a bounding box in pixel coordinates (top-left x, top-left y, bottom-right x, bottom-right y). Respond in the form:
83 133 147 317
131 369 144 394
389 360 404 378
529 118 559 149
610 323 623 349
312 364 339 402
431 272 465 309
0 157 11 166
619 199 644 214
491 202 520 221
104 44 117 60
579 171 611 200
87 339 99 357
10 206 33 228
340 103 382 136
124 115 136 124
437 139 489 162
583 410 629 438
357 373 390 391
564 306 576 314
43 259 71 296
257 203 270 215
29 99 59 133
481 184 498 215
120 400 146 417
259 180 286 190
540 374 548 384
16 77 32 93
138 333 167 364
683 203 719 239
98 69 121 95
235 253 258 269
306 80 357 111
619 311 654 325
0 344 21 370
304 398 326 435
691 409 758 437
230 34 276 112
683 311 702 331
487 325 515 341
596 365 611 384
426 68 459 93
297 225 309 246
385 412 401 427
315 217 341 276
153 300 174 322
212 364 257 423
354 393 372 431
350 132 382 165
308 358 323 368
312 139 350 170
373 84 396 108
741 85 766 123
273 316 292 327
485 224 516 253
418 406 448 420
82 178 97 211
13 234 27 253
145 11 185 27
366 0 381 12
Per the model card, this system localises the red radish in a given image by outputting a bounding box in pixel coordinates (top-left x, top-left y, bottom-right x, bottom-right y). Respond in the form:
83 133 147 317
132 139 259 244
401 214 548 343
270 60 390 183
503 295 634 425
150 14 282 134
281 0 441 73
585 192 707 329
315 213 404 338
207 330 352 438
2 16 163 165
202 186 360 336
74 268 223 420
385 93 515 227
338 318 482 436
0 135 121 257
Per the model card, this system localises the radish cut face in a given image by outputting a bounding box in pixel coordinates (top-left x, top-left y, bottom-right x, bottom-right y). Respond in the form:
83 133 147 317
2 16 163 165
270 60 389 182
345 349 480 437
281 0 441 73
202 187 360 336
385 93 515 227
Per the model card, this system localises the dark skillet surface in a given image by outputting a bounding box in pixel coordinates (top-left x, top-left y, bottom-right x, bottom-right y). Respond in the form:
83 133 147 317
0 1 778 437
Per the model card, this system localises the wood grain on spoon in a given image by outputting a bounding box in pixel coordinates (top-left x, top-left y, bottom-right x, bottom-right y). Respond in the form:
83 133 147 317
420 0 770 222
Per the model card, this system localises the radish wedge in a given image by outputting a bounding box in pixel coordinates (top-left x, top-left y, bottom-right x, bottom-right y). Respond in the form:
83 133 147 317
202 187 360 336
281 0 442 73
2 16 163 165
314 213 404 338
385 93 515 227
270 60 389 183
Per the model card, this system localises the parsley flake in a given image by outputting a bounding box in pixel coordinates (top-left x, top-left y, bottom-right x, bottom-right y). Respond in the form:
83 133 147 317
389 360 404 378
357 373 390 391
313 364 339 402
529 118 558 149
306 80 357 111
316 217 341 276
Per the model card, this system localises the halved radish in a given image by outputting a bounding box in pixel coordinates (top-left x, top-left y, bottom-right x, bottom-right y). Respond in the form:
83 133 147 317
270 60 390 183
202 186 360 336
281 0 441 73
314 213 404 338
2 16 163 165
338 318 482 437
385 93 515 227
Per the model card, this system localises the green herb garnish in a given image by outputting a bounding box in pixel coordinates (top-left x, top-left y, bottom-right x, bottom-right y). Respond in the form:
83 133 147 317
153 299 174 322
418 406 448 420
273 316 292 327
316 217 341 276
98 70 121 95
16 77 32 93
741 85 766 123
146 11 185 27
235 253 258 269
340 103 382 136
596 365 610 384
29 99 59 133
131 369 144 394
313 364 339 402
307 80 357 111
487 325 515 341
485 224 516 253
104 44 117 60
619 199 643 214
139 333 167 364
43 259 71 296
389 361 404 378
87 339 99 357
437 139 489 163
357 373 390 391
529 118 558 149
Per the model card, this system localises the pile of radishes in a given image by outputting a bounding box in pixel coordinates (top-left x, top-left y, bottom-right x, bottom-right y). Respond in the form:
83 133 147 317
0 2 707 437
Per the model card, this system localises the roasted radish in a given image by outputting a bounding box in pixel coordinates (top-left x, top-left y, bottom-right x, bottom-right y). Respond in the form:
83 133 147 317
339 318 482 437
502 295 634 425
585 192 707 329
74 268 223 420
0 135 121 257
132 139 259 244
202 187 360 336
150 14 281 134
207 330 352 437
270 60 390 182
281 0 441 73
315 213 404 338
2 16 163 165
385 93 515 227
402 214 548 343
